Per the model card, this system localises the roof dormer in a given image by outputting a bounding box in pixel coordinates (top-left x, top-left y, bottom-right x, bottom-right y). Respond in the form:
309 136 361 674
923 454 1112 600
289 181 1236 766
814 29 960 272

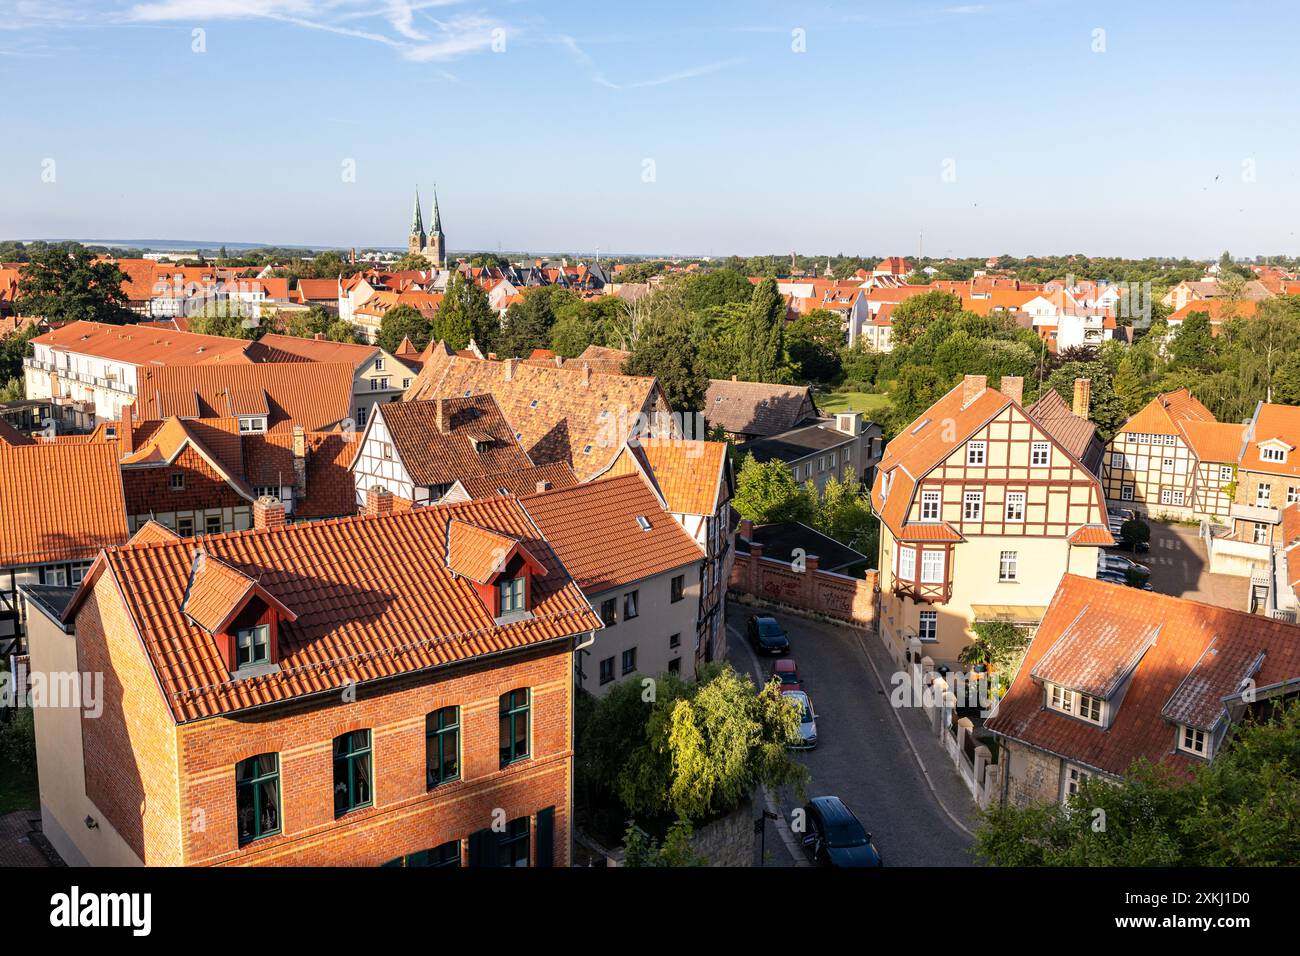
181 550 297 678
1258 438 1293 464
445 519 548 623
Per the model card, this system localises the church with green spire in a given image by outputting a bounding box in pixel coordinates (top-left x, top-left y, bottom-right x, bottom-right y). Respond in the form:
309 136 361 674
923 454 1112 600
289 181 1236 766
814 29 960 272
407 186 446 267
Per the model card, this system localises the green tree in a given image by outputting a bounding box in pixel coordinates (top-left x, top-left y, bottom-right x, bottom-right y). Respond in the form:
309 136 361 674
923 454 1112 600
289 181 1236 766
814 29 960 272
433 273 476 350
392 252 433 271
736 278 788 383
15 243 133 324
682 269 754 313
731 454 814 525
889 290 966 350
187 300 259 339
621 819 706 867
375 304 433 355
1168 311 1216 370
283 305 332 339
623 313 708 412
498 286 576 358
810 474 877 555
787 308 844 383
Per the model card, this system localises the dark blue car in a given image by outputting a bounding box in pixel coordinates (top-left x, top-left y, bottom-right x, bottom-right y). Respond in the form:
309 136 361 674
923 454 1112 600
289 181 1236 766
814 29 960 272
801 796 883 867
747 615 790 655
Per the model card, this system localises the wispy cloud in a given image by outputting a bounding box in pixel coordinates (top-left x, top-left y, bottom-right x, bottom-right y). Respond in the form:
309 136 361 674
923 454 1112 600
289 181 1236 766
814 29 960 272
118 0 503 62
558 33 744 90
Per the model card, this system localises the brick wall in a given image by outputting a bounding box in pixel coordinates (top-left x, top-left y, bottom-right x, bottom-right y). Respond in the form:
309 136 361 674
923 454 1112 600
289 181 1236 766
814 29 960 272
729 548 878 629
178 643 573 867
1002 740 1062 808
76 572 184 865
123 446 247 517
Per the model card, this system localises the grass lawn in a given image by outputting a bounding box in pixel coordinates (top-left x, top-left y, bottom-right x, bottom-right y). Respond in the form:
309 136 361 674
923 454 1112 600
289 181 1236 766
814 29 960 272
816 390 892 418
0 760 37 815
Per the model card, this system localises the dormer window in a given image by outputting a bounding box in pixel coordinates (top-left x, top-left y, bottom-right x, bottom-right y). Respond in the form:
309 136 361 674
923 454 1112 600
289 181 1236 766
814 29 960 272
1262 445 1287 463
499 576 526 615
236 624 271 668
239 417 267 434
1047 683 1104 725
1178 724 1209 758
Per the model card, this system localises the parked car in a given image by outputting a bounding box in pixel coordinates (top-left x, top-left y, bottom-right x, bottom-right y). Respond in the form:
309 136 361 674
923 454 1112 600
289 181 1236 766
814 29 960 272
771 658 802 690
1097 569 1154 590
747 615 790 655
800 796 882 867
1100 554 1150 577
782 689 818 749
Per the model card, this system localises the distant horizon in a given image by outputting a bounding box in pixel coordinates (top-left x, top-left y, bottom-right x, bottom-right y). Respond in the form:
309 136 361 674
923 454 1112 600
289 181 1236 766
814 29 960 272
5 238 1288 266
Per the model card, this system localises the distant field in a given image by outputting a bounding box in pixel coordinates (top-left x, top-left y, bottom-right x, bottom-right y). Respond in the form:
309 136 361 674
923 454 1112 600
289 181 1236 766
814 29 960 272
817 391 892 418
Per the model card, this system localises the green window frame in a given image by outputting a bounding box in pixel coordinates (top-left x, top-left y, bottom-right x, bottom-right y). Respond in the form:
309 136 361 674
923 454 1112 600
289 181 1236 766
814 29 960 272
499 576 525 615
670 574 684 603
425 706 460 789
235 624 270 669
384 840 461 868
497 816 530 867
332 730 373 817
235 753 281 846
499 688 530 768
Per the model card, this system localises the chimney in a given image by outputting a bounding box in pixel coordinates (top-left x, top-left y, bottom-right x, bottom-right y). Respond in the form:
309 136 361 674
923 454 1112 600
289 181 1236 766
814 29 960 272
503 358 517 382
314 332 325 340
535 479 552 493
731 374 738 382
365 485 394 518
435 398 447 433
961 374 987 407
738 518 754 540
999 376 1023 406
582 363 591 387
291 425 307 496
1072 378 1092 418
253 495 286 530
119 401 135 454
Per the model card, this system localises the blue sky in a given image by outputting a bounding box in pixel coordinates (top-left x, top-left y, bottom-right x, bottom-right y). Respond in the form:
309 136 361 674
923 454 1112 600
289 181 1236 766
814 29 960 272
1 0 1296 258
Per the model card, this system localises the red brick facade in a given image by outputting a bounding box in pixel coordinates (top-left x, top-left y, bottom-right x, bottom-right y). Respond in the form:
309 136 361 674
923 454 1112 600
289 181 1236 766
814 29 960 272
74 574 574 867
122 445 248 518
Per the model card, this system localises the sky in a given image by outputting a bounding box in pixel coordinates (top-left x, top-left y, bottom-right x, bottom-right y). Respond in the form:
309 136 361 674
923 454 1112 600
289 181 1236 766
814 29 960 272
1 0 1297 259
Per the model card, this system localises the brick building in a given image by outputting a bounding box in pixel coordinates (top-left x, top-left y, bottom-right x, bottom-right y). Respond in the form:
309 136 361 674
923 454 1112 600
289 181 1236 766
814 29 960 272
27 493 601 866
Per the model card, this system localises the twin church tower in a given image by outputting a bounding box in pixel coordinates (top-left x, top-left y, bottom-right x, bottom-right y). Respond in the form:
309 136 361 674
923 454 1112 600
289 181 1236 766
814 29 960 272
408 187 447 267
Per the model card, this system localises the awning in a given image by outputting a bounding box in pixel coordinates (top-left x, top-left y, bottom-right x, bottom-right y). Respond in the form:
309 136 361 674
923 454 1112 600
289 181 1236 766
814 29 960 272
971 604 1047 625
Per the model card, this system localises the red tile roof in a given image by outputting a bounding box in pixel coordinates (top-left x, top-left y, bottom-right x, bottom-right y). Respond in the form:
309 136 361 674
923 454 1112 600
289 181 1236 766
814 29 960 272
134 363 355 433
986 574 1300 777
637 440 730 516
522 474 703 593
454 461 578 500
445 519 545 584
31 320 255 366
249 333 379 370
375 396 533 488
0 418 32 446
703 380 819 438
0 441 129 567
1068 524 1116 546
182 549 297 635
66 497 602 722
1241 403 1300 478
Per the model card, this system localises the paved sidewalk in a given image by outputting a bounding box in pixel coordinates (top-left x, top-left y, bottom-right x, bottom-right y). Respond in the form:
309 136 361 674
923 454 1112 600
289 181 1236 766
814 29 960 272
0 810 55 867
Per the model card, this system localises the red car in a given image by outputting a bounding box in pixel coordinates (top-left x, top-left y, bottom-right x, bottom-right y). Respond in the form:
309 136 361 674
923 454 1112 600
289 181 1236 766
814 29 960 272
771 658 802 690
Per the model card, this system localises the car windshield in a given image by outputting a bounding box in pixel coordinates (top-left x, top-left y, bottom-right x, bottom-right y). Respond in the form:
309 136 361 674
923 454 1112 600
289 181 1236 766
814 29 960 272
824 820 868 849
758 620 783 636
787 695 812 721
778 672 799 684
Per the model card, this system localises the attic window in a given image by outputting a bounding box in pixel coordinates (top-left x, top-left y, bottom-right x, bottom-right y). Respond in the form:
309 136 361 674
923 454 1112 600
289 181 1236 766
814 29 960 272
530 400 539 408
236 624 271 669
599 410 610 419
463 389 472 397
636 516 652 531
1262 446 1288 463
582 444 593 454
1178 724 1209 757
496 487 509 496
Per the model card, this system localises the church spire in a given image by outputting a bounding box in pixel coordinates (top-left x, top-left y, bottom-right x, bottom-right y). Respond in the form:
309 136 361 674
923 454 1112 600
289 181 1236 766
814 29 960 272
411 187 425 235
431 185 442 234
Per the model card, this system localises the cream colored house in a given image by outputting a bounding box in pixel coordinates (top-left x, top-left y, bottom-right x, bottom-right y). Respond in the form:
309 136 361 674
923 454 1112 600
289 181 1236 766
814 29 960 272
1101 388 1243 522
871 375 1112 669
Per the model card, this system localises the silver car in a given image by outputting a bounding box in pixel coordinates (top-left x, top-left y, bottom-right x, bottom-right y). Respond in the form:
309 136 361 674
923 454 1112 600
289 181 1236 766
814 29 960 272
783 690 818 749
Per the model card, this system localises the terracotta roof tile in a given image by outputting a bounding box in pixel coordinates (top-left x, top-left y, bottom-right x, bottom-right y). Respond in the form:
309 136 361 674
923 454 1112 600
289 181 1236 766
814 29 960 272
522 474 703 593
445 519 543 584
377 396 533 488
637 440 729 516
455 461 578 500
986 574 1300 777
67 497 601 723
1179 420 1246 463
0 442 129 567
31 320 255 366
703 380 819 438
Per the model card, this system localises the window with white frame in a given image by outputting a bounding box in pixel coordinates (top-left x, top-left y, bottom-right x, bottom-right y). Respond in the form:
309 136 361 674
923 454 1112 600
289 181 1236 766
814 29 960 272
1262 446 1287 463
1031 442 1050 467
1048 683 1103 723
1289 487 1299 504
1160 488 1172 505
963 491 983 521
1121 485 1134 501
1257 483 1272 506
1062 764 1092 804
918 610 937 643
998 550 1018 581
920 549 944 584
1254 523 1269 544
1178 724 1208 757
897 545 916 582
920 490 940 521
829 452 837 468
966 441 986 466
1172 490 1185 506
1220 465 1234 482
1111 452 1124 470
1004 492 1025 522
